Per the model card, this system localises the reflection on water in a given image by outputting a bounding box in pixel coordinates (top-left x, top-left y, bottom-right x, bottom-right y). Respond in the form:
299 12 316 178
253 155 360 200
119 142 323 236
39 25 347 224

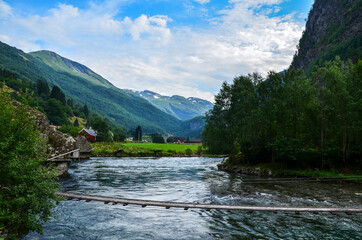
25 157 362 239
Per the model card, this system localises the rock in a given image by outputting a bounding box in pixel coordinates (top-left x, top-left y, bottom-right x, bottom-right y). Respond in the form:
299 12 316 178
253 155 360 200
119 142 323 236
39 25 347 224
32 112 75 158
218 162 274 177
291 0 361 70
74 136 92 153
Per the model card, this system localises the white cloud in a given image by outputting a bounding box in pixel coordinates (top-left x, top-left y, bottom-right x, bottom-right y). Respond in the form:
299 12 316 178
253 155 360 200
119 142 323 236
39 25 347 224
0 0 304 102
0 0 11 18
194 0 210 4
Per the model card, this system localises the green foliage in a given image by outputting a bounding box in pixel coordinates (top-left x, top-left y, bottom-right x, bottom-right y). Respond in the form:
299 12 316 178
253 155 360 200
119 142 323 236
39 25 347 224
73 118 79 127
36 80 49 98
82 105 89 118
134 125 142 141
185 148 193 155
166 136 176 143
0 93 60 238
58 125 82 137
91 142 201 156
152 135 165 143
203 58 361 169
50 85 66 105
43 98 69 126
92 119 112 142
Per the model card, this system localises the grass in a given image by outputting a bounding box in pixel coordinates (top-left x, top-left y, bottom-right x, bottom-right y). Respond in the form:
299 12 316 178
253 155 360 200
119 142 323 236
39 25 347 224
68 116 86 127
123 142 201 151
91 142 204 157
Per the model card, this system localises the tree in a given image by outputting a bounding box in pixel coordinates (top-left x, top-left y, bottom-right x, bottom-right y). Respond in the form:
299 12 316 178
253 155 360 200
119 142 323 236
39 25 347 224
134 125 142 142
50 85 66 105
83 105 89 118
152 134 165 143
36 80 50 98
166 136 175 143
0 93 60 238
92 119 112 142
43 98 69 125
73 118 79 127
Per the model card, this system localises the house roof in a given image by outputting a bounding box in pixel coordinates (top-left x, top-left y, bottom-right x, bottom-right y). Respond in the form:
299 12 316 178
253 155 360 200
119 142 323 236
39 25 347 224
80 128 97 137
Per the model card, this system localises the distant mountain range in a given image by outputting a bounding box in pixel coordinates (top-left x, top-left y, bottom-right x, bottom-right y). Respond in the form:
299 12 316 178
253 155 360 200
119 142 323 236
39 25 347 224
125 90 213 121
0 41 209 137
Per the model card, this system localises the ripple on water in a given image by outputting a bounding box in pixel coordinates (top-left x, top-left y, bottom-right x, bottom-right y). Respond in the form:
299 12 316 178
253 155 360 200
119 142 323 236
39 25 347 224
25 157 362 240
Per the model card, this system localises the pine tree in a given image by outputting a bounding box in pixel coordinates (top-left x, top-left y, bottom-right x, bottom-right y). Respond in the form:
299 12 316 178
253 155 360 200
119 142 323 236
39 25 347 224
73 118 79 127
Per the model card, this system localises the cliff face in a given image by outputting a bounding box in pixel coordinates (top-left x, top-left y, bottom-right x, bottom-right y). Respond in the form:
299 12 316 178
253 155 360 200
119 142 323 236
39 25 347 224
291 0 362 73
31 110 75 158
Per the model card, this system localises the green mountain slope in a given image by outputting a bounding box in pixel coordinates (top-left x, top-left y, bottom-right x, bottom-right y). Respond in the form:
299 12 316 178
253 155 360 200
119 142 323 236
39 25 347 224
125 90 213 121
291 0 362 74
30 50 113 88
0 41 182 133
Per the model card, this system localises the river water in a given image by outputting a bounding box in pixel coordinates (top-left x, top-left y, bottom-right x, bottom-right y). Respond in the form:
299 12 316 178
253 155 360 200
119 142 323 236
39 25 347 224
25 157 361 239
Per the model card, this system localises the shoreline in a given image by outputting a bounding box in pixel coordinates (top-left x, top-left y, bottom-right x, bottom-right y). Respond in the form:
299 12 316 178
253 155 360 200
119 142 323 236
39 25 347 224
217 160 362 180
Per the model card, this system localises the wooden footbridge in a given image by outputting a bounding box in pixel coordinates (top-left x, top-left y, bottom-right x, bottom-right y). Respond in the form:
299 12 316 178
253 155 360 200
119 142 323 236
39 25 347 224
57 192 362 214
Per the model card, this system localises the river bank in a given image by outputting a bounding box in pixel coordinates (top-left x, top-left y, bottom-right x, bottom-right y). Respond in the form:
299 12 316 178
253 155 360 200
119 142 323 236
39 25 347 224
217 158 362 179
90 142 223 158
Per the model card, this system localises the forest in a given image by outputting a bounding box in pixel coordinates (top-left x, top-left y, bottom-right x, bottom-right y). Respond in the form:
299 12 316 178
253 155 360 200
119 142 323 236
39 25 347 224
0 69 126 142
202 57 361 170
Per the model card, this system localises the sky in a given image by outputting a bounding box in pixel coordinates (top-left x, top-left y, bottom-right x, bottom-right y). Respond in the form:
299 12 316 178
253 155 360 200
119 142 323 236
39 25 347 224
0 0 314 102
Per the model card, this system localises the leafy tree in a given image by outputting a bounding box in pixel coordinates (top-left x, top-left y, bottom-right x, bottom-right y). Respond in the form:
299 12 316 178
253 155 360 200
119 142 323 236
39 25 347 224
0 93 60 238
43 98 69 126
167 136 175 143
202 58 361 169
113 127 126 142
92 119 112 142
59 125 82 137
152 134 165 143
134 125 142 142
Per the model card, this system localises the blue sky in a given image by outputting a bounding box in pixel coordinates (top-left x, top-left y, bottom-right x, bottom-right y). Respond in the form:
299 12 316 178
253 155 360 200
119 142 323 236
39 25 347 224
0 0 314 101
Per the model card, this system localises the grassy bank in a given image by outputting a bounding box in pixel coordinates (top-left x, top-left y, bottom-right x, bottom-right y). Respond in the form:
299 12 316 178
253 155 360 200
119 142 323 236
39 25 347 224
91 142 208 157
221 159 362 178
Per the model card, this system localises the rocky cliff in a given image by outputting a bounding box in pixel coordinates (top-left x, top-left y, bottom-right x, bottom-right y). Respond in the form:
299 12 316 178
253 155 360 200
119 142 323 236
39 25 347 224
30 109 75 158
291 0 361 74
10 99 76 158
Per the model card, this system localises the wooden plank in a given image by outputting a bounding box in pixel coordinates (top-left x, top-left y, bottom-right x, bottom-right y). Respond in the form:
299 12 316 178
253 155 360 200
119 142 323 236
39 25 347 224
47 149 80 161
56 192 362 213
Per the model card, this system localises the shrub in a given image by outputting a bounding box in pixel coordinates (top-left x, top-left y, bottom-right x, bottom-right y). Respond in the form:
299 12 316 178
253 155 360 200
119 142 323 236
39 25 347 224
0 93 60 238
185 148 193 155
152 135 165 143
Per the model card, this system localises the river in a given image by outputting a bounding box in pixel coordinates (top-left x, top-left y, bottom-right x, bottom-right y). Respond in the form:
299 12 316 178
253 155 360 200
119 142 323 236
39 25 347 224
25 157 361 239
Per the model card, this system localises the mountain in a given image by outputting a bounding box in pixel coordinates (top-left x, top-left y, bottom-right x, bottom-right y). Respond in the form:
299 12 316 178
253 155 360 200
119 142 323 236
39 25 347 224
291 0 362 74
0 41 182 133
125 90 213 121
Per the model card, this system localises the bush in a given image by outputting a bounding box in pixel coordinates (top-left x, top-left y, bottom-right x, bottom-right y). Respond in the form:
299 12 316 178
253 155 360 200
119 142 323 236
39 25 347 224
0 93 60 238
152 135 165 143
185 148 193 155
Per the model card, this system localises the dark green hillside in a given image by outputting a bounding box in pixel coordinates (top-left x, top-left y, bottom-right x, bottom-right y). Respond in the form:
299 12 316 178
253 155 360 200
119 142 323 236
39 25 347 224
174 116 205 138
291 0 362 74
0 41 182 133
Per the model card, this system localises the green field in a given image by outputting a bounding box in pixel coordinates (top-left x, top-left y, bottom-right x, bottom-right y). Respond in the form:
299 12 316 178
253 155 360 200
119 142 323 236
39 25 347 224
91 142 204 157
123 142 201 151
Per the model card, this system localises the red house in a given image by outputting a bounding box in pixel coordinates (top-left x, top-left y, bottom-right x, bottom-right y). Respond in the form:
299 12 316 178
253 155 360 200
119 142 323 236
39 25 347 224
78 128 97 142
173 137 186 143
